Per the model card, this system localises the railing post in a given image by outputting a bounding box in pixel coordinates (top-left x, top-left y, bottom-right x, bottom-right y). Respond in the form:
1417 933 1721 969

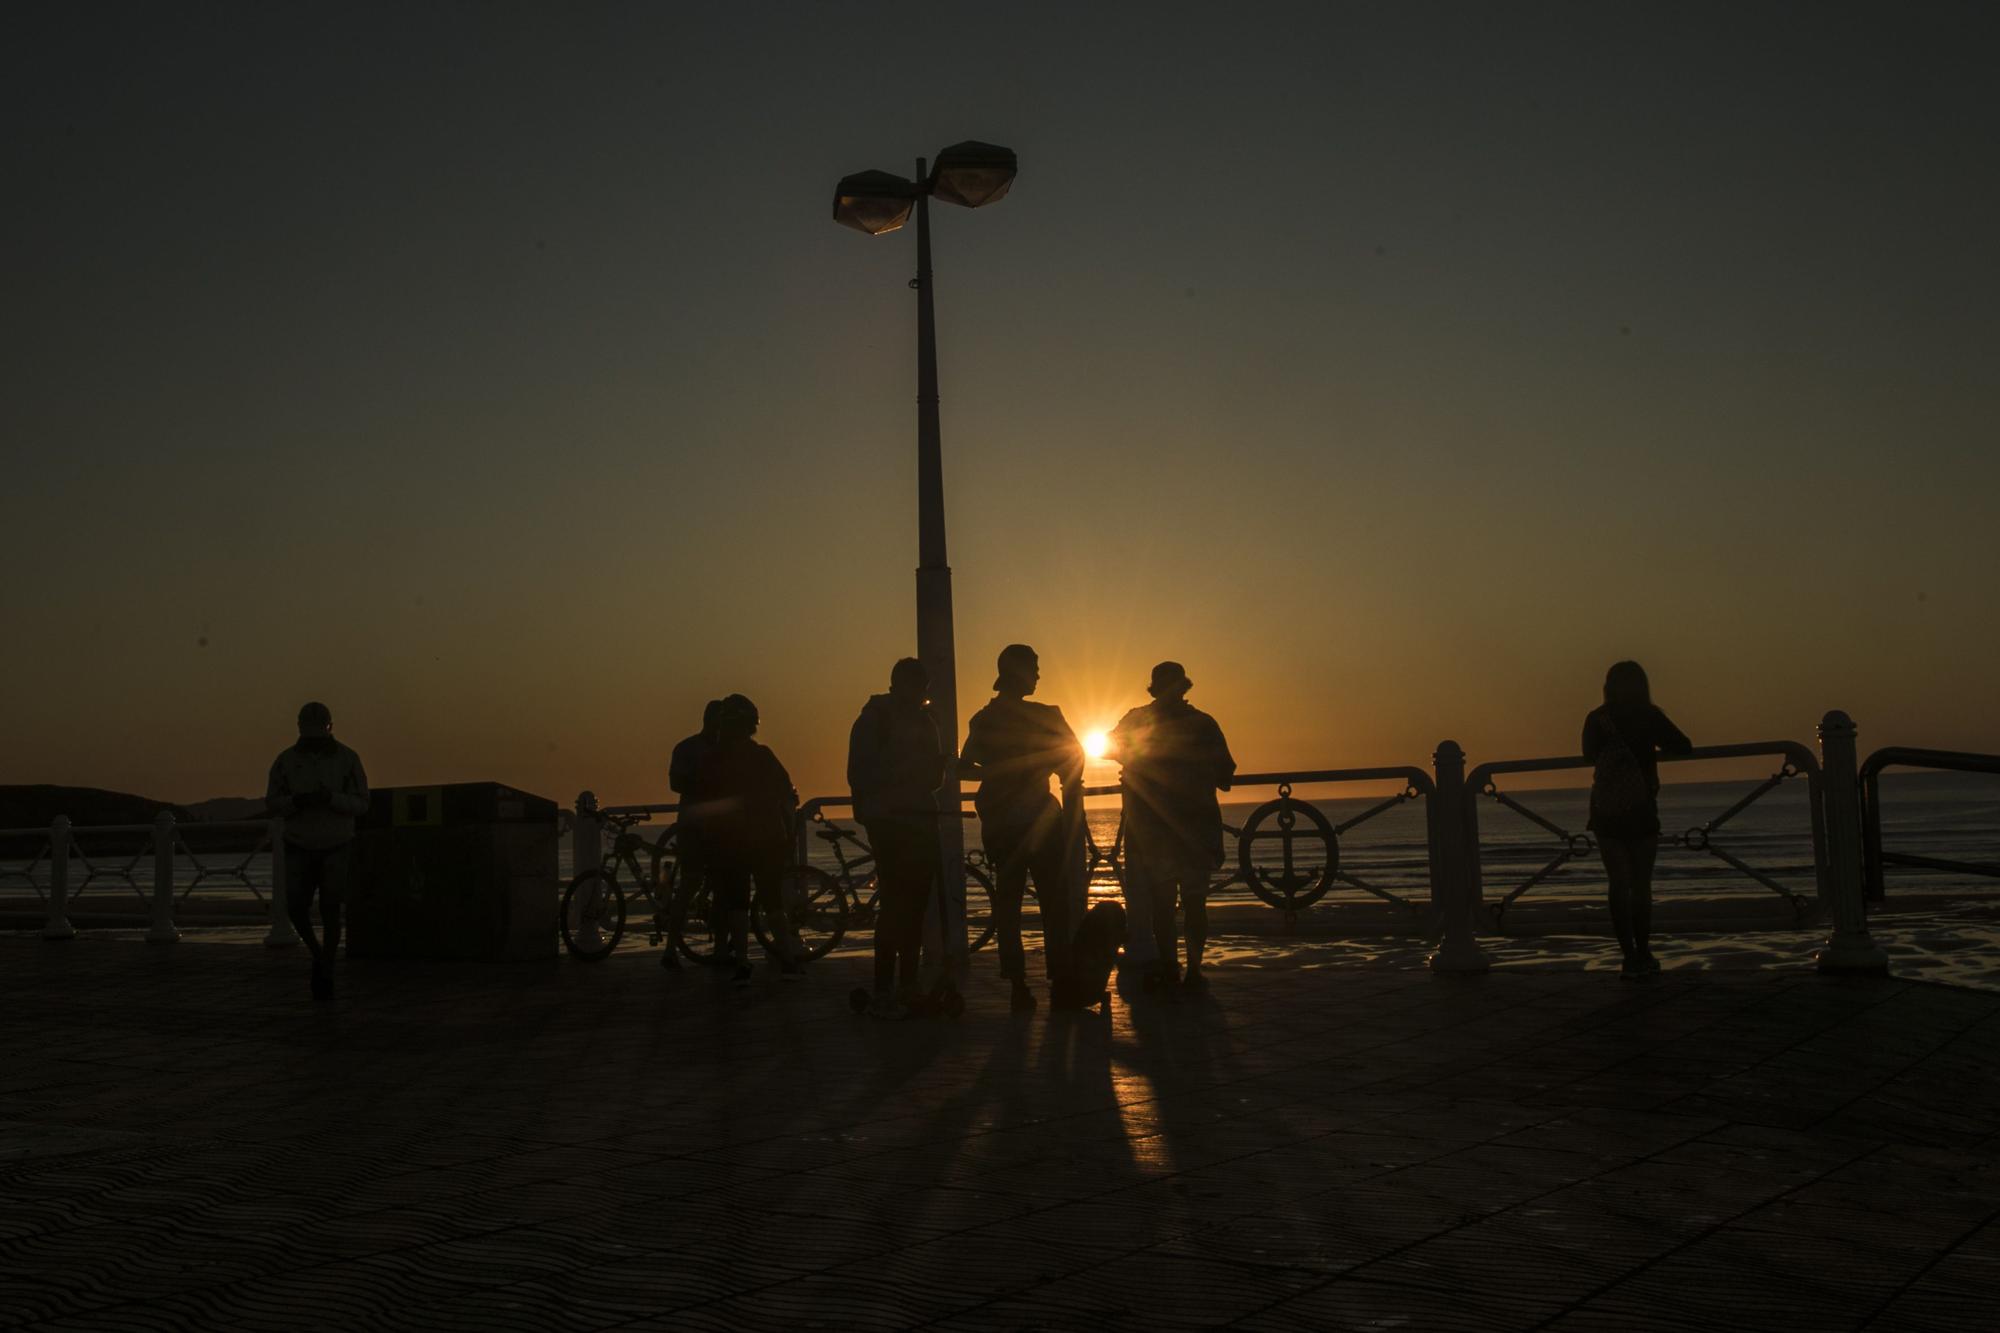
1427 741 1491 973
263 816 300 947
43 815 76 940
1859 762 1886 905
148 811 180 943
1814 711 1887 974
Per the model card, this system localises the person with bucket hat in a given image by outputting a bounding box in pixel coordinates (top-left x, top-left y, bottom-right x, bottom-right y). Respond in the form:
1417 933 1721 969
960 644 1086 1012
1107 662 1235 992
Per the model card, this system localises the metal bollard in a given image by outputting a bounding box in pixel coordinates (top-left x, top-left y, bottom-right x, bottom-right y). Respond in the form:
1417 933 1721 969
264 816 300 948
148 810 180 943
1814 711 1888 974
1427 741 1491 973
43 815 76 940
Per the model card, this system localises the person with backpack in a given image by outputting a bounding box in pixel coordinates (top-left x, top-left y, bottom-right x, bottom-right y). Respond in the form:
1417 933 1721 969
961 644 1086 1012
1106 661 1236 992
265 701 370 1002
684 694 802 987
1582 661 1693 977
846 658 945 1019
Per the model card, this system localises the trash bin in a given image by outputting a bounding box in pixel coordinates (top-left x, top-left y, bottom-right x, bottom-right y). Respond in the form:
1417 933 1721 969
348 783 560 961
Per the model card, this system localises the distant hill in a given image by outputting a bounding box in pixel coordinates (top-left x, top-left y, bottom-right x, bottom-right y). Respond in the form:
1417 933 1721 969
0 785 186 830
181 796 268 823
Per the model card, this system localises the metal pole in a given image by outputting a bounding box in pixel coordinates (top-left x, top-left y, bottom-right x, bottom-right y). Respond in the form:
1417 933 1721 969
43 815 76 940
1427 741 1491 973
913 156 968 983
148 811 180 943
1814 710 1888 974
264 815 300 947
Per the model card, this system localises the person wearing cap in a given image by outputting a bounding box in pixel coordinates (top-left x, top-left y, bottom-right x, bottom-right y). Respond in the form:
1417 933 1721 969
960 644 1086 1012
1107 663 1235 991
846 658 945 1019
684 694 803 986
265 701 370 1002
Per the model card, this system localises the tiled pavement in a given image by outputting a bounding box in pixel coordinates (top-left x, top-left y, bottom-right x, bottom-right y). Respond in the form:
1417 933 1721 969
3 933 1998 1331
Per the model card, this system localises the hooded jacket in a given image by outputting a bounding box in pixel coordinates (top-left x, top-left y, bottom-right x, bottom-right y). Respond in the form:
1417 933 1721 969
846 693 944 823
265 738 370 850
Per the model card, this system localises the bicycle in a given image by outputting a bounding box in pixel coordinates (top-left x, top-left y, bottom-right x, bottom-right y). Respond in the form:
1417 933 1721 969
801 811 999 951
560 811 681 963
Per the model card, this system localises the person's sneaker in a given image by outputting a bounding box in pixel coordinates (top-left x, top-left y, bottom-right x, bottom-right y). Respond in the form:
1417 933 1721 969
1009 979 1037 1014
866 993 909 1020
732 962 754 988
1619 955 1644 979
310 970 333 1003
1181 965 1208 993
1639 951 1662 975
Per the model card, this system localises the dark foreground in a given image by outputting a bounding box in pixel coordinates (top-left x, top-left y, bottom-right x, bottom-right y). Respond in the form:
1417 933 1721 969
3 934 1998 1331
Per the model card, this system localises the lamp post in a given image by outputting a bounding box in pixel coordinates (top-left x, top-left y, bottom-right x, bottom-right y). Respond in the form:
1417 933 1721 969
833 141 1017 980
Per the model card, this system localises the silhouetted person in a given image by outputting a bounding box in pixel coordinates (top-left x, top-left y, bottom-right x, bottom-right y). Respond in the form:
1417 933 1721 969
961 644 1085 1012
265 701 369 1002
847 658 944 1019
686 694 801 986
1107 662 1235 991
669 699 724 968
1582 661 1692 977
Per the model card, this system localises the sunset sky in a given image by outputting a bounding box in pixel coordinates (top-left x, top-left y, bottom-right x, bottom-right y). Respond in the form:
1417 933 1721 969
5 2 1996 806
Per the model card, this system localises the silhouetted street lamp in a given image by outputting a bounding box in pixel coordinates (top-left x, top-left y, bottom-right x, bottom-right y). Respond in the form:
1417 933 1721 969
832 140 1017 974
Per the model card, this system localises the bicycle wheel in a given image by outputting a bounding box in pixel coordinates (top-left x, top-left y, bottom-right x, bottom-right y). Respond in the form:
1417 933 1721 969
754 865 848 963
965 861 998 953
669 873 726 966
560 871 626 961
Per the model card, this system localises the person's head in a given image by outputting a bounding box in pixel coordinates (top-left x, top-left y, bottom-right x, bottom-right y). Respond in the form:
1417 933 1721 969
1147 660 1193 701
716 693 759 741
888 657 929 709
994 644 1040 696
1603 660 1651 710
296 701 333 739
701 698 724 734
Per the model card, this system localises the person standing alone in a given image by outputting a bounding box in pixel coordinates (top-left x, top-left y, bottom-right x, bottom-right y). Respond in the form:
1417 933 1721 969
1108 662 1235 992
961 644 1085 1012
266 701 369 1001
846 658 945 1019
1582 661 1692 978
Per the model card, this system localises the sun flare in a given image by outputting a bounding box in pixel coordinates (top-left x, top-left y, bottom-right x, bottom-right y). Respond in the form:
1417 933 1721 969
1083 730 1109 761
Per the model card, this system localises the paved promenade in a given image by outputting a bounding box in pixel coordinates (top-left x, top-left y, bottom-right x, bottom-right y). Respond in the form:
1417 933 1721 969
4 933 1998 1331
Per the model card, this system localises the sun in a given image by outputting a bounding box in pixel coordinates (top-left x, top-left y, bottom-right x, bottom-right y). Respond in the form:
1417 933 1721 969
1083 730 1109 761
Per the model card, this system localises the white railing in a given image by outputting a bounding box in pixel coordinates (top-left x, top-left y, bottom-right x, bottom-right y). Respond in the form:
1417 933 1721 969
1 812 298 947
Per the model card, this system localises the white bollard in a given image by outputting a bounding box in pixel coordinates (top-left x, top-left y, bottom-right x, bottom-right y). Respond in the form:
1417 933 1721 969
1814 711 1888 974
1427 741 1492 973
43 815 76 940
264 816 300 948
148 810 180 943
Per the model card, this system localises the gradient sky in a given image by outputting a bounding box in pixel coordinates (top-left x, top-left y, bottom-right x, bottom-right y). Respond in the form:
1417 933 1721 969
4 2 1996 806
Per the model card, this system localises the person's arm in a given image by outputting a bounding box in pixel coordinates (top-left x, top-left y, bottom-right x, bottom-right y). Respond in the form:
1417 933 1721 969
845 709 878 798
1654 708 1694 757
330 750 369 816
958 712 987 776
1208 719 1237 792
1050 708 1086 788
265 755 296 816
1580 711 1603 761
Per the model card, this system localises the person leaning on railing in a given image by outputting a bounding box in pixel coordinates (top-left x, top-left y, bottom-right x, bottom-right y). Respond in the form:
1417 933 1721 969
1107 661 1236 993
265 701 370 1002
684 694 801 988
1582 661 1692 978
846 657 945 1020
